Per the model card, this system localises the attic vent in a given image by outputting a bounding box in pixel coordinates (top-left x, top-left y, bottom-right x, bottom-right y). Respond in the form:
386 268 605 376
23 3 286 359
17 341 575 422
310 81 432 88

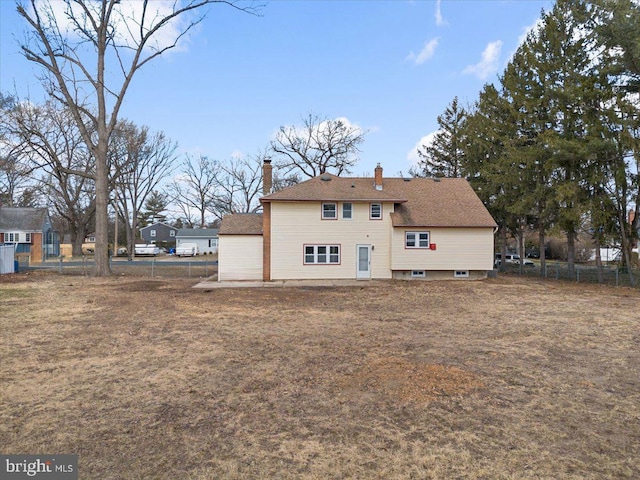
320 174 331 182
433 177 441 183
351 183 355 188
403 178 411 182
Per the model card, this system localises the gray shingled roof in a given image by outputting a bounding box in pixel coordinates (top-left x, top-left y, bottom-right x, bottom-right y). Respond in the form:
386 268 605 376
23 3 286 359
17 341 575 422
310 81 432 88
219 214 263 235
176 228 219 238
0 207 49 231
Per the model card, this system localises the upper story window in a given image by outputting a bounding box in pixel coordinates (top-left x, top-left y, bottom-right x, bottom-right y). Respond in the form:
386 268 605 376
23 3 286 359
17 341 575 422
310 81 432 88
405 231 430 248
370 203 382 220
169 230 176 237
150 229 157 237
322 203 337 220
342 203 353 219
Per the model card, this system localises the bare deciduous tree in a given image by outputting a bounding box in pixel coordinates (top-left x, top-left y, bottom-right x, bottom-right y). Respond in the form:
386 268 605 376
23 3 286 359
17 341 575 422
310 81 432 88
16 0 259 275
110 121 177 259
170 154 218 228
2 99 95 254
271 113 366 178
210 152 266 219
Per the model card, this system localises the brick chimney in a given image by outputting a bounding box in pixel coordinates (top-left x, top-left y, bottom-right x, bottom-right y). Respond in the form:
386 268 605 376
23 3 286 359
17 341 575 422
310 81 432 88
263 159 273 195
374 163 383 190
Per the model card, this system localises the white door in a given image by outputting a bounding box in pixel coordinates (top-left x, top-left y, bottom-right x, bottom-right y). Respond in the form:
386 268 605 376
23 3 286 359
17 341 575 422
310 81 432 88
356 244 371 279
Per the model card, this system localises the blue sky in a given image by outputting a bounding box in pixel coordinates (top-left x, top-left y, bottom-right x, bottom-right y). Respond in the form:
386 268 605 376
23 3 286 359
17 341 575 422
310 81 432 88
0 0 554 178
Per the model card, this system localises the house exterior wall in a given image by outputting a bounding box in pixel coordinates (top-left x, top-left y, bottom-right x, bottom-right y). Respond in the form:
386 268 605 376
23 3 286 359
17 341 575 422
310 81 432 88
30 232 43 263
141 223 177 244
219 235 263 280
176 237 218 254
390 227 494 272
269 201 394 280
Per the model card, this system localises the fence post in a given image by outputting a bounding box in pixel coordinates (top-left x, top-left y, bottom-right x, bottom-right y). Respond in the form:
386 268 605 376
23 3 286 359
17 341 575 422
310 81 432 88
151 259 155 278
59 255 64 274
188 261 191 278
577 268 580 283
616 268 619 287
556 262 559 281
205 261 208 277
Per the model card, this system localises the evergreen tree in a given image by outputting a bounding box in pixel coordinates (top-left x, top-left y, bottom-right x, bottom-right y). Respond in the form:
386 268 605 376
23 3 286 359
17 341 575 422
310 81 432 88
141 190 169 226
414 97 467 178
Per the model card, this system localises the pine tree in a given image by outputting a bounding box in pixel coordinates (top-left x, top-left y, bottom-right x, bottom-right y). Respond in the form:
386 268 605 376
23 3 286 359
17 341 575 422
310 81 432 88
414 97 467 178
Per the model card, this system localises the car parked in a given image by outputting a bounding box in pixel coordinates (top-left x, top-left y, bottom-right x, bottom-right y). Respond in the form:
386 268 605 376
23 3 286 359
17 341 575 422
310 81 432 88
495 253 535 267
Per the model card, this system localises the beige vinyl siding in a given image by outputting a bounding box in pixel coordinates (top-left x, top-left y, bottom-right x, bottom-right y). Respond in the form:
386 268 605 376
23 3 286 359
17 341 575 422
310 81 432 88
269 202 393 280
391 227 494 271
218 235 263 280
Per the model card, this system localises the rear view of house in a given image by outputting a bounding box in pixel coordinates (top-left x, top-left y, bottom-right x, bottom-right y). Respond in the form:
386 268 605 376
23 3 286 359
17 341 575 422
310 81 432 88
219 163 497 282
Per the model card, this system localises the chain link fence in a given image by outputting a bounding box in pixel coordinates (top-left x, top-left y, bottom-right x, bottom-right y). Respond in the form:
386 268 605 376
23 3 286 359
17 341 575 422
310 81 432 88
25 257 218 279
498 262 639 288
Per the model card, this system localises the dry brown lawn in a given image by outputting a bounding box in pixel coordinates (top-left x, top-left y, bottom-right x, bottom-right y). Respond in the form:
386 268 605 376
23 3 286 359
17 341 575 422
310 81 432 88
1 272 639 479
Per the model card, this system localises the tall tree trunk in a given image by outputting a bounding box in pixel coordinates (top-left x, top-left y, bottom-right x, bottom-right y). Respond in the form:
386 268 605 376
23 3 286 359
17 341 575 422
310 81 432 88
538 225 546 278
594 234 603 284
567 229 576 279
500 227 508 272
93 148 111 276
71 225 87 257
618 208 636 287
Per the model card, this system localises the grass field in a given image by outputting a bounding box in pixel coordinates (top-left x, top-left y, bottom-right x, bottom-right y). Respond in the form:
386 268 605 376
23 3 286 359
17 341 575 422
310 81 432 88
1 272 639 479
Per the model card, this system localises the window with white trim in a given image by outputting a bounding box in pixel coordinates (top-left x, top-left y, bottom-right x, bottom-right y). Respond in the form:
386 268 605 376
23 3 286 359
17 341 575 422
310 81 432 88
405 231 430 248
454 270 469 278
342 203 352 219
169 230 176 237
411 270 426 278
150 229 156 237
4 232 30 243
304 245 340 264
370 203 382 219
322 203 337 219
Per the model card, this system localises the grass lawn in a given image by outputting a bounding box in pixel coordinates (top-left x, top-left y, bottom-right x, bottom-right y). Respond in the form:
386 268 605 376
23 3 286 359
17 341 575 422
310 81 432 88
1 273 639 479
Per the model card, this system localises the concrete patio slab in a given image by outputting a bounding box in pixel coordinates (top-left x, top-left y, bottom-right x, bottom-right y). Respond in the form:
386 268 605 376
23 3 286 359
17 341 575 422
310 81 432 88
194 279 383 289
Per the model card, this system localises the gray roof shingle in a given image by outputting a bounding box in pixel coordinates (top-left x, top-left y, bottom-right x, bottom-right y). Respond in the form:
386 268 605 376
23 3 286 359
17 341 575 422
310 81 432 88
0 207 49 231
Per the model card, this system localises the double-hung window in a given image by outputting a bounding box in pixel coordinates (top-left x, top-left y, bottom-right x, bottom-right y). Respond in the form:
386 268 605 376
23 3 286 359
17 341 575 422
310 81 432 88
342 203 353 220
405 231 430 248
4 232 28 243
370 203 382 220
322 203 337 220
304 245 340 264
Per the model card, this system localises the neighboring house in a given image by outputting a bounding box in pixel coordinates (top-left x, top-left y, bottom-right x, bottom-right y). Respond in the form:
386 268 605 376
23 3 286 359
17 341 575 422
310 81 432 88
175 228 219 255
219 162 497 282
140 222 178 245
0 207 60 263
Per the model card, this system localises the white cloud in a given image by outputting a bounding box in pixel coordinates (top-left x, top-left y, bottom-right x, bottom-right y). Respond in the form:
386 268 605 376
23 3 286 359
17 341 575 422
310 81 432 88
518 18 544 46
435 0 447 27
34 0 195 53
271 116 365 141
407 131 438 167
462 40 503 80
406 37 440 65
